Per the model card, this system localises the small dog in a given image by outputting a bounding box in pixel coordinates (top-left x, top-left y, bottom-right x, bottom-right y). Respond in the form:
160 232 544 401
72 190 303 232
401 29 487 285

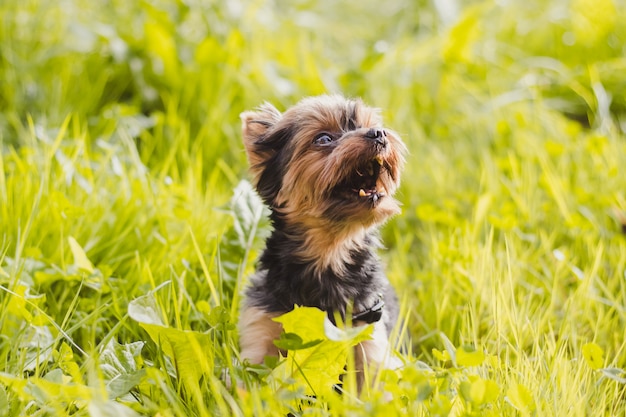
238 95 406 385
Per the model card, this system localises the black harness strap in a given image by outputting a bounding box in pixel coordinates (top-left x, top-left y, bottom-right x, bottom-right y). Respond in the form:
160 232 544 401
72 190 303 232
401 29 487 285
351 295 385 324
326 294 385 325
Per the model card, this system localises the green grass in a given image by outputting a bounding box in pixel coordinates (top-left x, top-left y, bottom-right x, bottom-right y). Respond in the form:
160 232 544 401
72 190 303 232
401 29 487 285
1 0 626 415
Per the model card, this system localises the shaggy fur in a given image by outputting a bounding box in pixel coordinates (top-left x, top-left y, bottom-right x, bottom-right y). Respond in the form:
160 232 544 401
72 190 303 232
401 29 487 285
238 95 406 381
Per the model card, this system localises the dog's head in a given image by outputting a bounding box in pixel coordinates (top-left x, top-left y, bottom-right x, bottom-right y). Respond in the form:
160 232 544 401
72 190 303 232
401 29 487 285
241 95 406 229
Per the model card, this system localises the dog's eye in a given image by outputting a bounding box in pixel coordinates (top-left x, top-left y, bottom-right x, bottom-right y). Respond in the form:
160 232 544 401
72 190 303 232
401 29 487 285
314 134 333 145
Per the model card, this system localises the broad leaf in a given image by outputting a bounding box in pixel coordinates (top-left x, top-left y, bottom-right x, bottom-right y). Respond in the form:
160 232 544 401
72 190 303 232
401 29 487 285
456 345 485 367
88 400 141 417
229 180 270 251
218 180 271 288
582 342 604 370
99 339 146 399
128 288 213 388
439 332 457 366
506 383 535 415
270 306 372 397
68 236 95 273
0 371 94 405
460 376 500 405
432 348 451 362
274 333 323 351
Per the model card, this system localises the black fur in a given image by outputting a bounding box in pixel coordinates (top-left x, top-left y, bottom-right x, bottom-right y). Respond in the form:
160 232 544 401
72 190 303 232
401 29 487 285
253 125 296 204
245 212 399 332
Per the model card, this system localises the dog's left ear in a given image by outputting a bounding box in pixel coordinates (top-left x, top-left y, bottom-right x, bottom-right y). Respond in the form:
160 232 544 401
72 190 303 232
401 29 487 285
240 103 282 171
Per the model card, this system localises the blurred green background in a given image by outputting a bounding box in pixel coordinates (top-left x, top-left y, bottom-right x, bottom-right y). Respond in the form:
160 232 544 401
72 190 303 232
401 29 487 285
2 0 624 154
2 0 625 253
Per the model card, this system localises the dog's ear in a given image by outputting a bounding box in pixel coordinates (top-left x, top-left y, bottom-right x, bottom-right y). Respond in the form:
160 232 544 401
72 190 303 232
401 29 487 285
241 102 293 205
240 102 282 169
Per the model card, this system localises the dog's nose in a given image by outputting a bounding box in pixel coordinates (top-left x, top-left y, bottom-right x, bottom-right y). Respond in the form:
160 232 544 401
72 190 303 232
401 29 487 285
365 128 388 146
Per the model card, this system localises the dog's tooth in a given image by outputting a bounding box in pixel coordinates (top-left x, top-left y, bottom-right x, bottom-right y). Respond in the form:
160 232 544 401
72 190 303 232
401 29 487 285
375 155 383 166
359 189 366 197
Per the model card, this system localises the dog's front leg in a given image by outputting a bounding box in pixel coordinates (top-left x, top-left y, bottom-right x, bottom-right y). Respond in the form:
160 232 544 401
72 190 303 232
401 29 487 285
239 306 283 364
353 320 401 390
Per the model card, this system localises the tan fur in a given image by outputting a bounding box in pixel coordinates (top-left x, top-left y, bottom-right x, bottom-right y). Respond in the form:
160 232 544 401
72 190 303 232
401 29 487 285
239 306 283 364
272 105 402 213
297 222 371 275
353 319 401 388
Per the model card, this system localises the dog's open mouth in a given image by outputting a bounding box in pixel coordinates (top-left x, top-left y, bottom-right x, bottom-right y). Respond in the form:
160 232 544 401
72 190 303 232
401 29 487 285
340 155 387 204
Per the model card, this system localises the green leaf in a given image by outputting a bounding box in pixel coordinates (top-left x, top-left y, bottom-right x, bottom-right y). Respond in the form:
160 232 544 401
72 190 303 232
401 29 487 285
273 307 329 344
21 325 55 372
68 236 95 273
274 333 323 351
229 180 270 251
478 378 500 404
99 339 146 399
270 306 372 397
56 342 83 384
0 371 94 405
87 400 142 417
432 348 451 362
207 305 235 330
460 376 500 405
106 370 147 400
582 342 604 370
128 288 213 387
218 180 271 287
506 383 535 415
429 394 452 415
600 368 626 384
4 284 33 321
439 332 457 366
100 339 144 375
456 345 485 367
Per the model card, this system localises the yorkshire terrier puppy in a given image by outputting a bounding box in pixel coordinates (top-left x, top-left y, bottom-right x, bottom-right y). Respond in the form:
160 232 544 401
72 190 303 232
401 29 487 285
239 95 406 385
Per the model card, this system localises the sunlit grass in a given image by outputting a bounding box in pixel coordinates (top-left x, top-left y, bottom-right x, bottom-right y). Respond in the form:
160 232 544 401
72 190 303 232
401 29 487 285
1 0 626 415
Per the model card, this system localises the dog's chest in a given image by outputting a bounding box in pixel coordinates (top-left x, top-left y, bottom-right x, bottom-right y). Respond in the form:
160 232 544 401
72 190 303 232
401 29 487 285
248 246 386 317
